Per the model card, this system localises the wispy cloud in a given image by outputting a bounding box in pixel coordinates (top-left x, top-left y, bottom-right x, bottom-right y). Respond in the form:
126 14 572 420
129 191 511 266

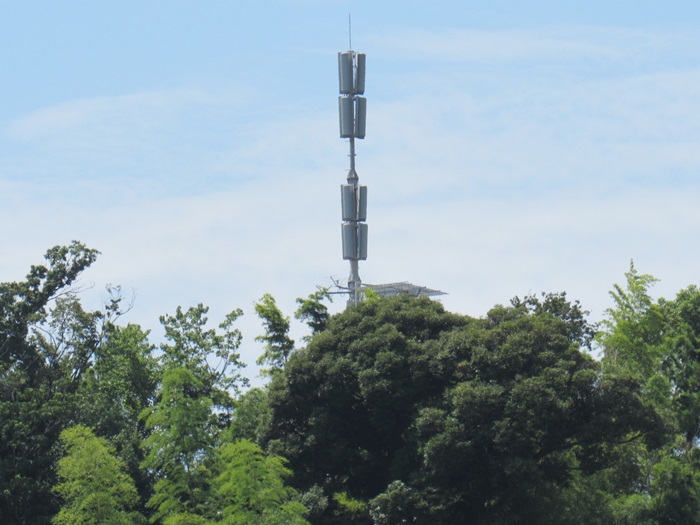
2 20 699 383
5 90 215 140
370 26 699 65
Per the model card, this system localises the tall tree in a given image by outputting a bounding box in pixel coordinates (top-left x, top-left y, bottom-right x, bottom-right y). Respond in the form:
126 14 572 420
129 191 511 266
659 285 700 448
598 261 664 379
267 295 469 523
595 267 700 523
0 242 100 524
80 322 159 512
140 367 214 522
142 304 247 523
160 304 246 413
255 294 295 377
53 425 144 525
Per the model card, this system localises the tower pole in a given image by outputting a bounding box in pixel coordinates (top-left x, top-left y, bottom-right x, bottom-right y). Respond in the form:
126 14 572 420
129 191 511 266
347 136 361 306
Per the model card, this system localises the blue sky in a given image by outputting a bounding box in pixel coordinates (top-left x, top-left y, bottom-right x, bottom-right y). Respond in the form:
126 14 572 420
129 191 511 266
2 1 699 380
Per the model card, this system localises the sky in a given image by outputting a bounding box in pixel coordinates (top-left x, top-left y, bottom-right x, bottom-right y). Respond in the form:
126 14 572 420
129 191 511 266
1 1 699 382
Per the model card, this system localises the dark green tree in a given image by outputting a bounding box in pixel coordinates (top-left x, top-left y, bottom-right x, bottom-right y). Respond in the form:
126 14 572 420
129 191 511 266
79 321 159 511
224 387 272 446
295 287 332 337
0 242 99 524
267 294 665 525
267 295 469 523
659 285 700 448
410 294 665 524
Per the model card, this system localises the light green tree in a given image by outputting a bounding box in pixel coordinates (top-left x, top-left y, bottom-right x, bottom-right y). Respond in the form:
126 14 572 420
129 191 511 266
255 294 295 377
142 304 248 523
214 440 309 525
594 265 700 524
162 513 214 525
141 367 214 523
53 425 144 525
598 261 664 379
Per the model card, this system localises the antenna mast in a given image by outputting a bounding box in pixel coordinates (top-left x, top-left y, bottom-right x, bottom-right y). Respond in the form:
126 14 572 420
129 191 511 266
338 42 367 307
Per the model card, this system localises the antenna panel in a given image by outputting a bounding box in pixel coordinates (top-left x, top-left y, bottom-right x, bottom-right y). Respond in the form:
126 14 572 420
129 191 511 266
355 53 366 94
338 52 354 94
358 185 367 221
341 223 357 259
354 97 367 139
339 96 354 138
358 223 368 260
341 185 368 221
341 185 356 221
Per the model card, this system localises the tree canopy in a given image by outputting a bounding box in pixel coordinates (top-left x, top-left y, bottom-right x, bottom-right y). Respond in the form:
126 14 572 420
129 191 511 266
266 293 666 524
4 244 700 524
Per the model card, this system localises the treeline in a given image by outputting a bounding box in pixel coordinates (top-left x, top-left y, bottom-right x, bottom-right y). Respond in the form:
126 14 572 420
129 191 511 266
1 242 700 524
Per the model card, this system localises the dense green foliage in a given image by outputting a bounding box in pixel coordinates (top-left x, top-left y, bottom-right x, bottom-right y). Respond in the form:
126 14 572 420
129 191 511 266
0 242 100 523
265 293 665 524
3 245 700 524
53 425 144 525
585 263 700 523
141 367 215 521
0 245 304 524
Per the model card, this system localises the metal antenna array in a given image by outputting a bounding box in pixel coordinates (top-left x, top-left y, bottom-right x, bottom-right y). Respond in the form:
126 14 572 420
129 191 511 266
338 48 367 307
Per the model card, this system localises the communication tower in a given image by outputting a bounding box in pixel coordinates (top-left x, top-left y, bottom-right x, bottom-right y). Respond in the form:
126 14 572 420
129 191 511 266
335 44 446 306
